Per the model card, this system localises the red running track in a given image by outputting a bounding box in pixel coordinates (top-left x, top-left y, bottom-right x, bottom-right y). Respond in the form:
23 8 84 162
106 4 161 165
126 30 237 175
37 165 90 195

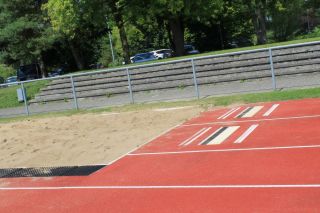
0 98 320 212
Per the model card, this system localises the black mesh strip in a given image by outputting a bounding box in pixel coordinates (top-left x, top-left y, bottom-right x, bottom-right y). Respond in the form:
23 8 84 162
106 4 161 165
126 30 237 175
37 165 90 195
0 165 106 178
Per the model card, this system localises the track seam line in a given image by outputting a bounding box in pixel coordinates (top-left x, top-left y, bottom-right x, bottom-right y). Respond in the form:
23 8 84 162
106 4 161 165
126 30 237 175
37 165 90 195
182 115 320 126
129 144 320 156
1 184 320 190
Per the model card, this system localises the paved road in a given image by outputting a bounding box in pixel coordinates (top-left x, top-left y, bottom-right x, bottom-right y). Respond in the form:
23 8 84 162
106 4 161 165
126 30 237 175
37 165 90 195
0 72 319 118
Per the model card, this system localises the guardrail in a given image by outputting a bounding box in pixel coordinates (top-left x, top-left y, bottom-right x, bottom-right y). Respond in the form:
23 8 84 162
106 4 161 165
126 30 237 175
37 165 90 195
1 40 320 117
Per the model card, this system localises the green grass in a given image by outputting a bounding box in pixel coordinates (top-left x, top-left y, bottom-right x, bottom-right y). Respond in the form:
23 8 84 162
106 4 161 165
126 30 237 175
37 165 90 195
0 80 49 109
1 87 320 123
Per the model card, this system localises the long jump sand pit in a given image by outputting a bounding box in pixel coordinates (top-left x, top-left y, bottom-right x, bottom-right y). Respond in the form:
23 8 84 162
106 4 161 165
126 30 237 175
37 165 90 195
0 107 202 168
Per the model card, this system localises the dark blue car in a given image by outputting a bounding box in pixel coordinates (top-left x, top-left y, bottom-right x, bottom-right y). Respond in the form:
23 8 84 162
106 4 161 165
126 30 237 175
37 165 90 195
131 52 157 63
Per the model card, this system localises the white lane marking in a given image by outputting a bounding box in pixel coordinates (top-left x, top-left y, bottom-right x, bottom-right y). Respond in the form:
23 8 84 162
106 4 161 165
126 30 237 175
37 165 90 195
182 115 320 127
129 144 320 156
107 122 183 165
180 128 206 146
218 107 241 120
180 127 212 146
1 184 320 191
235 107 251 118
263 104 280 117
242 106 264 118
234 124 259 144
207 126 240 145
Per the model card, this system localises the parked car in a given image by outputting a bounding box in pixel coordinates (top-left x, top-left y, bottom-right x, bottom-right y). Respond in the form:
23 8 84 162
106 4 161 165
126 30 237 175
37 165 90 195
184 44 200 55
131 52 158 63
6 76 18 86
17 64 41 81
48 67 64 77
151 49 173 59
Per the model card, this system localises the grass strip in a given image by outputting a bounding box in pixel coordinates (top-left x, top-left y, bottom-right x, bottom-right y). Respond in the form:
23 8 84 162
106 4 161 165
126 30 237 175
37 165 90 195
1 87 319 123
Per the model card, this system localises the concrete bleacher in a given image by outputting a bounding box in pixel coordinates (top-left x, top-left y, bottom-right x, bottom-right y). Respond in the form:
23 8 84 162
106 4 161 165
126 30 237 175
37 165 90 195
30 43 320 104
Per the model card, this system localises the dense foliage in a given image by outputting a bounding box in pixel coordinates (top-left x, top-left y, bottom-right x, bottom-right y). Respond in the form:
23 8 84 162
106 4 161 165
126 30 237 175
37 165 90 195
0 0 319 78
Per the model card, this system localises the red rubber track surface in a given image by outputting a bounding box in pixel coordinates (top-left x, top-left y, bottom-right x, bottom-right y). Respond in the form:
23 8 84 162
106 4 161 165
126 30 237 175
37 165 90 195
0 98 320 212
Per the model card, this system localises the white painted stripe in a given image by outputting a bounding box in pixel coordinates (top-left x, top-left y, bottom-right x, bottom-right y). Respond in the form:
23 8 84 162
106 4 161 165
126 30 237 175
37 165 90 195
263 104 280 117
181 127 212 146
1 184 320 191
218 107 240 119
179 128 206 146
199 127 224 145
235 107 250 118
207 126 240 145
242 106 264 118
129 144 320 156
234 124 259 143
180 128 206 146
182 115 320 127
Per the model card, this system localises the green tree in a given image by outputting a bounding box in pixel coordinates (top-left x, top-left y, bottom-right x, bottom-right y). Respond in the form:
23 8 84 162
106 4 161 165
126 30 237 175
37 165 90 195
45 0 132 65
44 0 109 69
0 0 58 76
269 0 304 41
129 0 223 56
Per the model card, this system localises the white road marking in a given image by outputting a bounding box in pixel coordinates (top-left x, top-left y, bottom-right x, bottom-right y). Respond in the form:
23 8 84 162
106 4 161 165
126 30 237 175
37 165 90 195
242 106 264 118
182 115 320 127
1 184 320 191
180 127 212 146
218 107 241 120
207 126 240 145
129 144 320 156
263 104 280 117
234 124 259 144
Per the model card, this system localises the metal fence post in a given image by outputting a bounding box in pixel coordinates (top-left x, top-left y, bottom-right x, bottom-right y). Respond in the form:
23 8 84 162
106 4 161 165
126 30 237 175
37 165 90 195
191 59 200 99
70 76 79 110
21 82 29 116
268 48 277 90
126 68 134 104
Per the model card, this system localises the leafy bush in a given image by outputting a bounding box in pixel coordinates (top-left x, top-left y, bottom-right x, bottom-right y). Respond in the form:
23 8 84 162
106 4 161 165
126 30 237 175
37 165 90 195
0 64 15 80
297 27 320 39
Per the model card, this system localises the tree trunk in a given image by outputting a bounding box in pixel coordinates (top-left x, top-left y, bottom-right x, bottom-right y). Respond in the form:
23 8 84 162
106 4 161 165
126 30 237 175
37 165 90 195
68 40 85 70
39 55 47 78
166 22 175 51
250 0 267 45
110 1 130 64
169 17 185 56
218 22 224 49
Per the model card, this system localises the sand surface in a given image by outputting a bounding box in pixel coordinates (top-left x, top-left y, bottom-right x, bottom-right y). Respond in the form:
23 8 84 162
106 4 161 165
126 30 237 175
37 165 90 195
0 107 202 168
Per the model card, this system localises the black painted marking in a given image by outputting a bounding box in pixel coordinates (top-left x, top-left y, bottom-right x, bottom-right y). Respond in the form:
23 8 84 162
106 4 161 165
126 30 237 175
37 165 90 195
201 127 228 145
0 165 106 178
237 107 253 118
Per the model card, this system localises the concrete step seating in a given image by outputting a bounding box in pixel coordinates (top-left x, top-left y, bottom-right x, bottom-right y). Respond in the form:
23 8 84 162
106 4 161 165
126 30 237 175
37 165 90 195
30 43 320 104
